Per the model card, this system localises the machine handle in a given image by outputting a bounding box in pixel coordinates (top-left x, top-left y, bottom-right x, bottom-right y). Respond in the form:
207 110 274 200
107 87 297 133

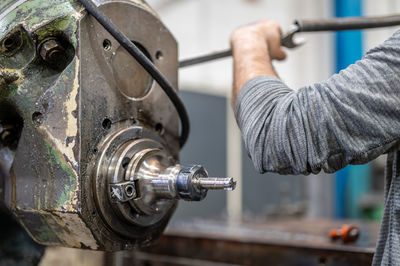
296 14 400 32
179 15 400 68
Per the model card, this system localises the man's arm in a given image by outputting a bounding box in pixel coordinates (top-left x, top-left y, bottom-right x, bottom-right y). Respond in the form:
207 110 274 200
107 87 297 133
230 20 286 106
231 21 400 175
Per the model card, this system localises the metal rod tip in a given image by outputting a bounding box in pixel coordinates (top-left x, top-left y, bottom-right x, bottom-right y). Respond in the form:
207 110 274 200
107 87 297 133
197 177 236 191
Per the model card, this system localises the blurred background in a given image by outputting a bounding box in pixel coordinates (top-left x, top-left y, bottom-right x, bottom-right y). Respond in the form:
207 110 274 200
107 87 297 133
144 0 400 223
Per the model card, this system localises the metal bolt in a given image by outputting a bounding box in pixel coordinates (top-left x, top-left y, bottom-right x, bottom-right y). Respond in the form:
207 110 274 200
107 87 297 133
39 39 66 64
124 184 135 198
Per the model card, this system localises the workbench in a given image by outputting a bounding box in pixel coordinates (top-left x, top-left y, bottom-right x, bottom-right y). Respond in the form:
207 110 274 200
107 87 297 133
134 218 379 266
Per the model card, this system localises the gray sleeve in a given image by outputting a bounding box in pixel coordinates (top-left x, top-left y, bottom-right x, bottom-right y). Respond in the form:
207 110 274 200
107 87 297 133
234 29 400 175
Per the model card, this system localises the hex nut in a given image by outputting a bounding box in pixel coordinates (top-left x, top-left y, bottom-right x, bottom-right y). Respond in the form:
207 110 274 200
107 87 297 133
39 39 65 64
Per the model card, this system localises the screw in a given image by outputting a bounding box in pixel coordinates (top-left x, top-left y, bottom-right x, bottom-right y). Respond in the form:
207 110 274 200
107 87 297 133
125 184 135 198
39 39 66 65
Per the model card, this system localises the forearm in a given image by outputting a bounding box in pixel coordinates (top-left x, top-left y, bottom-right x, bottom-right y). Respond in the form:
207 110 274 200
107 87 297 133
232 38 278 106
230 20 286 106
235 29 400 175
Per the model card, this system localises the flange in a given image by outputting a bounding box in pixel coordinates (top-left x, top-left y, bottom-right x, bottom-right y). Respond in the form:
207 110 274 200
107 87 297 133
93 125 178 235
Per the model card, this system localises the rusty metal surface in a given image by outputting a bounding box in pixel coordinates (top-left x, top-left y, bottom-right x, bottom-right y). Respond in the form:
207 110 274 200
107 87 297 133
0 0 180 251
136 219 379 266
0 0 85 249
0 0 236 253
79 1 180 250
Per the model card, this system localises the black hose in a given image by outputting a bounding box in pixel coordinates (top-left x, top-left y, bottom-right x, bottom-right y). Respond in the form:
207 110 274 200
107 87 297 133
79 0 190 147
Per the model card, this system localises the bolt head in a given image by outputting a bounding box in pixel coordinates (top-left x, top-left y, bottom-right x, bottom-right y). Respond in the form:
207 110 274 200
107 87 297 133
39 39 65 64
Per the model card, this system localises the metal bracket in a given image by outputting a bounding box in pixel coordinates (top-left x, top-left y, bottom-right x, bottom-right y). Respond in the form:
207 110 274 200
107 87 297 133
109 181 137 202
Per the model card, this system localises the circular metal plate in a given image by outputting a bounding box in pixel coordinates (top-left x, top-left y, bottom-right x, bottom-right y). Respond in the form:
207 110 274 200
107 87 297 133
93 126 177 237
111 42 154 99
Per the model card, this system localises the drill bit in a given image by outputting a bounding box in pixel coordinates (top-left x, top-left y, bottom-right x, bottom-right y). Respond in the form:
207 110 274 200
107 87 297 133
195 177 237 191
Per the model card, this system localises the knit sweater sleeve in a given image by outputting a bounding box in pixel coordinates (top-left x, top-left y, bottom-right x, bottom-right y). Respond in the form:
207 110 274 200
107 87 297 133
234 29 400 175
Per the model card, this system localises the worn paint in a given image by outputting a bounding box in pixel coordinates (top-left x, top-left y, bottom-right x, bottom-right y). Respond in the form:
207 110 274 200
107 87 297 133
0 1 77 39
1 0 178 250
44 141 77 210
0 68 23 94
0 0 28 20
36 215 60 243
26 211 99 249
34 15 81 47
43 61 79 169
56 213 99 249
34 59 80 211
64 59 79 159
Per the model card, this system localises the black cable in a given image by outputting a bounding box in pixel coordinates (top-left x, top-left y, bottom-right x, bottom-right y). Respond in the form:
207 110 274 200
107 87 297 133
79 0 189 147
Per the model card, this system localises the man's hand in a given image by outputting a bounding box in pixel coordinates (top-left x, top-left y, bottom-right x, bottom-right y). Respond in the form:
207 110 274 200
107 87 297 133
230 20 286 106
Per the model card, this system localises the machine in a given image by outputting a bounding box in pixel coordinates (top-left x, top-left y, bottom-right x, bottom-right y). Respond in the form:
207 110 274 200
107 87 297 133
0 0 235 252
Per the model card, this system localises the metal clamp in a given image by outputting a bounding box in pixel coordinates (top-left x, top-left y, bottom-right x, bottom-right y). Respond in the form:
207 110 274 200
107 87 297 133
109 181 137 203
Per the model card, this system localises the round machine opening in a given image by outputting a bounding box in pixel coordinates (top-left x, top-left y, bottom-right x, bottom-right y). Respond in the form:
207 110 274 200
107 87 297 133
112 41 154 100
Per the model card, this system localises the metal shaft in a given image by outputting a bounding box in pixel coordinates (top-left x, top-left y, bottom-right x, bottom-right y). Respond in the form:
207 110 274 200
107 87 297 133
196 177 236 191
179 14 400 68
179 49 232 68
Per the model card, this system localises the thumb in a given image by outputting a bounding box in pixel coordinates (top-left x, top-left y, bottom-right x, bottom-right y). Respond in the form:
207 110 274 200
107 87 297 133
267 31 287 61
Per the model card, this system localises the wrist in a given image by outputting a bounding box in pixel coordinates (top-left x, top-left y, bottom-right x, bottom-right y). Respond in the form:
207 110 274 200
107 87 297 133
231 29 266 49
231 34 270 63
231 36 269 60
